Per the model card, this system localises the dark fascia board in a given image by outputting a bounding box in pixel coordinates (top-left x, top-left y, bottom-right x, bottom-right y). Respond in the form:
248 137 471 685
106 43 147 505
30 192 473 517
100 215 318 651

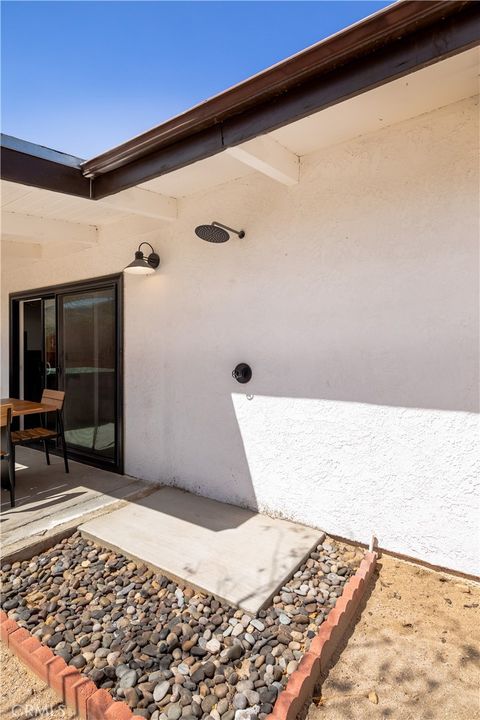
1 134 90 198
87 0 479 198
1 135 84 168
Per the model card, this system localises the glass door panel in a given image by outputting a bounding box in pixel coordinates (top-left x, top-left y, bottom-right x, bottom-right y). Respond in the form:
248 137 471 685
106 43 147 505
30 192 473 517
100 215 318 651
59 286 117 464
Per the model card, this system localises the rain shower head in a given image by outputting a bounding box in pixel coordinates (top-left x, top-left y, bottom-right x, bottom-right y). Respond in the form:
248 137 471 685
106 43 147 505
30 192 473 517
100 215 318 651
195 221 245 243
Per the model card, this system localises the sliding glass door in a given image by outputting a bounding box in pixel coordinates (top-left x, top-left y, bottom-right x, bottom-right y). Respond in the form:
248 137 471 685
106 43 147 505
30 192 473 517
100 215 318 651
10 275 123 472
58 285 117 464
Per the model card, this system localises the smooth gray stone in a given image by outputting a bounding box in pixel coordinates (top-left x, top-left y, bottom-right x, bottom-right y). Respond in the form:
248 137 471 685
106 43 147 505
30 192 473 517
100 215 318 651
168 703 182 720
154 680 171 702
233 694 248 710
119 669 137 689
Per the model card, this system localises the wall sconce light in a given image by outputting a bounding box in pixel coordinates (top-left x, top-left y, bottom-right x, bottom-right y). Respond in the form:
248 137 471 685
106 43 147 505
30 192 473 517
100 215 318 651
124 242 160 275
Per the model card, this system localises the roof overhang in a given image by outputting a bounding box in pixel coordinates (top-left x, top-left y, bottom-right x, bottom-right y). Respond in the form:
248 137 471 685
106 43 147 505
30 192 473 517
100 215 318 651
1 135 90 198
1 0 479 201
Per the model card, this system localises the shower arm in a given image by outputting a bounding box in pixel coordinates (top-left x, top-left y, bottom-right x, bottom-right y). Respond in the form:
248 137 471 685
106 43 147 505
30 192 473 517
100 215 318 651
212 222 244 237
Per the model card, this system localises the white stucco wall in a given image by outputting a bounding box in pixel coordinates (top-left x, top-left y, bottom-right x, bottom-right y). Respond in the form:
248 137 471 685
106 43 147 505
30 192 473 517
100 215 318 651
1 96 479 575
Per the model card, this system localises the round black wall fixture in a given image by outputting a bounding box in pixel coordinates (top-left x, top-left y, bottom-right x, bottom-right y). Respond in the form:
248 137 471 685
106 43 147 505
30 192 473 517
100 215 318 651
232 363 252 384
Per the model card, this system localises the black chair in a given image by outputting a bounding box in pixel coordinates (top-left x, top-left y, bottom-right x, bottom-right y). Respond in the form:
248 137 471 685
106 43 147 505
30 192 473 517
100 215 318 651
1 403 15 508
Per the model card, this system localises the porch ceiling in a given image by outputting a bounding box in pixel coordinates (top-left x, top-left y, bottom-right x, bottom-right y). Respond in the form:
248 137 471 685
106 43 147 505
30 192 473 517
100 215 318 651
1 180 129 225
141 47 478 197
269 46 479 157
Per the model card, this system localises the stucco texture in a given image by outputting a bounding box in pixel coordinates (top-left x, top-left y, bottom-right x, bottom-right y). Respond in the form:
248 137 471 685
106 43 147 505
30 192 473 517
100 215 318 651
1 97 479 575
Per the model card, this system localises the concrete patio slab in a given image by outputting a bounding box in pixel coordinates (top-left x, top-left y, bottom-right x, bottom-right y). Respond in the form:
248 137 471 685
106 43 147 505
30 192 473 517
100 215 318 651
1 447 153 561
80 487 322 614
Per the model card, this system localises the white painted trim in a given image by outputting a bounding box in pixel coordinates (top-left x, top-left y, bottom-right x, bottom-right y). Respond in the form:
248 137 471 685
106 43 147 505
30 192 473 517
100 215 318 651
227 136 300 186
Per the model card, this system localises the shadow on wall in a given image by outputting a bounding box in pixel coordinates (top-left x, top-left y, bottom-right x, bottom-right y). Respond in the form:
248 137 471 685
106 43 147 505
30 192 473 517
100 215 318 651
149 335 478 518
151 371 477 532
227 388 478 571
227 329 478 416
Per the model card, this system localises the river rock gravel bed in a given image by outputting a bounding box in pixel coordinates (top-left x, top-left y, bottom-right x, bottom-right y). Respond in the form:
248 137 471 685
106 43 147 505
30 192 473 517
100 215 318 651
1 531 362 720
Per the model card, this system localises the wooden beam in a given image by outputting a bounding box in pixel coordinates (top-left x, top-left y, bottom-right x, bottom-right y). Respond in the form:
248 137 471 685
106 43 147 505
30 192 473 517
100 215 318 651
1 138 90 198
2 212 98 245
99 186 177 221
227 136 299 185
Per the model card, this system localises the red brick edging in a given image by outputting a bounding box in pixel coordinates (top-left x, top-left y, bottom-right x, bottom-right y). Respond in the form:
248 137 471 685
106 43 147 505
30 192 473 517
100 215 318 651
1 551 376 720
0 609 144 720
266 550 378 720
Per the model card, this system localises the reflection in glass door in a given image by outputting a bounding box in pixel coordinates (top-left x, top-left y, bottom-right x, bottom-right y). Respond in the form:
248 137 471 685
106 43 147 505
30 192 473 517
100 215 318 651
20 297 57 430
21 298 44 405
58 286 117 465
44 298 57 391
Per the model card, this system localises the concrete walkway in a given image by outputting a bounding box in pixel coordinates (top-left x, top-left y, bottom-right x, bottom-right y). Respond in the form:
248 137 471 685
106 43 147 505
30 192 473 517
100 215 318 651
1 447 151 561
2 450 323 614
80 487 322 614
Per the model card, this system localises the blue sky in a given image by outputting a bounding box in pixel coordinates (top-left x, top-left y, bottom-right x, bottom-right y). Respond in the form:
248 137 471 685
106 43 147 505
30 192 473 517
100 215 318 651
1 1 393 159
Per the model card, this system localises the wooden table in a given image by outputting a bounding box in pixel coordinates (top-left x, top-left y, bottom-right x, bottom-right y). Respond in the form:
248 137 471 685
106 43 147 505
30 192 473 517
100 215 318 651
1 398 57 484
0 398 57 417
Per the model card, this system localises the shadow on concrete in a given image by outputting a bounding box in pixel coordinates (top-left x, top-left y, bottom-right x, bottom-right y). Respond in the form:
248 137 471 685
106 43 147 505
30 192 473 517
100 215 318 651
132 484 257 532
0 447 150 556
0 490 88 516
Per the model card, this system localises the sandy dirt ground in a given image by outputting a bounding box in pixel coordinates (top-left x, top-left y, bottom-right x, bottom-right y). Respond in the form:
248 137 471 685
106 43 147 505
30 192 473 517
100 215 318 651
307 554 480 720
0 644 75 720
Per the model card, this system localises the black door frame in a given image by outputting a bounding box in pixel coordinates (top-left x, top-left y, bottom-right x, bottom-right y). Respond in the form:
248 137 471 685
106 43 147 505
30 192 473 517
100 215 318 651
9 273 124 474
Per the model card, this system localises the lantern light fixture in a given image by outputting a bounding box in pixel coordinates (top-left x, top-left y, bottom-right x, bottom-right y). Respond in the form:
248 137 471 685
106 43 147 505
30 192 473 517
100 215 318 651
124 242 160 275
